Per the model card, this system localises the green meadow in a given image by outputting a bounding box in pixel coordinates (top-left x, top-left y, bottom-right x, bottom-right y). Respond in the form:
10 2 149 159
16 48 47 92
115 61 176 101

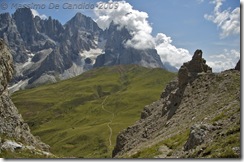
12 65 176 158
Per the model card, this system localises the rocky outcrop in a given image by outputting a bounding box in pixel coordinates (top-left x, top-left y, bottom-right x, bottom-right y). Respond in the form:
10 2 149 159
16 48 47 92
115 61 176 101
184 124 210 151
0 39 50 156
112 50 240 158
0 39 14 94
178 49 212 87
112 50 213 157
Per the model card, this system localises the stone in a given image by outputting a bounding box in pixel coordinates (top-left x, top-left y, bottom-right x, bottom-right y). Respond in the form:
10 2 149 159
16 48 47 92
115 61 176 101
184 124 210 151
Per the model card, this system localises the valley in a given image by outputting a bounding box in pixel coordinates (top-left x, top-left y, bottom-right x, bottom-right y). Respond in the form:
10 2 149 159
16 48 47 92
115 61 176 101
11 65 176 158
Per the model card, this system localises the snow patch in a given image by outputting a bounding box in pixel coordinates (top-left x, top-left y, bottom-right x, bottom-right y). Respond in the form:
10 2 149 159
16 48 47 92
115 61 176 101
1 140 22 152
8 79 29 94
79 48 103 64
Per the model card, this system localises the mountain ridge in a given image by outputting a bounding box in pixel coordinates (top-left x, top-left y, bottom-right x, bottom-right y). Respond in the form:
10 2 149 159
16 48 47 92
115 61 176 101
0 8 168 92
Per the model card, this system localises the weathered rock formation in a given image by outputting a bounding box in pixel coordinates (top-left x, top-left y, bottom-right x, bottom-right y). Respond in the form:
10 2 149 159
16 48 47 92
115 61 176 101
112 50 240 158
0 39 50 157
178 49 212 87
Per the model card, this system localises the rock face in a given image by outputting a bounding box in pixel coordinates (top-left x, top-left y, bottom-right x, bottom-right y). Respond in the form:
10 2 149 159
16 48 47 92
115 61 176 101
0 13 27 63
0 39 14 94
94 23 165 69
0 39 50 156
112 50 240 158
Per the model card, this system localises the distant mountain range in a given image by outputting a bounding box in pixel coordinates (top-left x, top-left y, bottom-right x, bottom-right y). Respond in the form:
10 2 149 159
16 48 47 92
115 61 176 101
0 8 176 92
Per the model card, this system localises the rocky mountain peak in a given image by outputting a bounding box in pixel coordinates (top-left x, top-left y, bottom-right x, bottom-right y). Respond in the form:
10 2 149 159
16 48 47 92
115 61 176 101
65 12 101 33
0 12 28 64
34 15 64 42
13 8 38 45
0 13 12 24
94 22 164 69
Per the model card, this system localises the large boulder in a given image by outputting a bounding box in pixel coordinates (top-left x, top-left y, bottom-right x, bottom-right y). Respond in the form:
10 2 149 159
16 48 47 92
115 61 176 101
184 124 210 151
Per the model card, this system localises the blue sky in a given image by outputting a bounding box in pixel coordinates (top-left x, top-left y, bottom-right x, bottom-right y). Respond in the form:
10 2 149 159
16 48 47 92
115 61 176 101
0 0 241 71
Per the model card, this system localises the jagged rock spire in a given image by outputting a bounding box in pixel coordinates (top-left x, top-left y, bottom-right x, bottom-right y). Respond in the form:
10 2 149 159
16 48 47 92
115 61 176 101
178 49 212 87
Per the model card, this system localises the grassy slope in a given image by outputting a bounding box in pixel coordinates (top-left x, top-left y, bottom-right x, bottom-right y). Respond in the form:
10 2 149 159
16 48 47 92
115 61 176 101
12 65 176 158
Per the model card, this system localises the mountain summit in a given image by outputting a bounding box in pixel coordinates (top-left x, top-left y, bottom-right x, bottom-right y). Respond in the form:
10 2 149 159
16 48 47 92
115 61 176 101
94 23 164 69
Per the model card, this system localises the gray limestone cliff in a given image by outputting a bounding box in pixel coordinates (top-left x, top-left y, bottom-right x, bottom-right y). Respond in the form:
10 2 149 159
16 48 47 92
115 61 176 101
0 39 51 157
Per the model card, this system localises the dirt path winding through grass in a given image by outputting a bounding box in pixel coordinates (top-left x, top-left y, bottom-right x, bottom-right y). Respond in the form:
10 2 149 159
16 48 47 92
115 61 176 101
102 96 114 146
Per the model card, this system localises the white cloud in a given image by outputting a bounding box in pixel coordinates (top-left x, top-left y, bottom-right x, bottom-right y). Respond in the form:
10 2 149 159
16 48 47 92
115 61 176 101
31 9 48 20
207 49 240 72
204 0 240 38
94 1 154 49
155 33 192 69
94 1 192 68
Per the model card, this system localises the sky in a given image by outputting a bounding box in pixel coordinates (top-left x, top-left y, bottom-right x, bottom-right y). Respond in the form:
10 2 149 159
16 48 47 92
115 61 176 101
0 0 241 72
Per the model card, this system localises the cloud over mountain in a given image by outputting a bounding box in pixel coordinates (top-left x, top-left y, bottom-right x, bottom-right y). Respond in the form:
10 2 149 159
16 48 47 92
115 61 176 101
94 0 192 68
31 9 48 19
94 0 154 49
